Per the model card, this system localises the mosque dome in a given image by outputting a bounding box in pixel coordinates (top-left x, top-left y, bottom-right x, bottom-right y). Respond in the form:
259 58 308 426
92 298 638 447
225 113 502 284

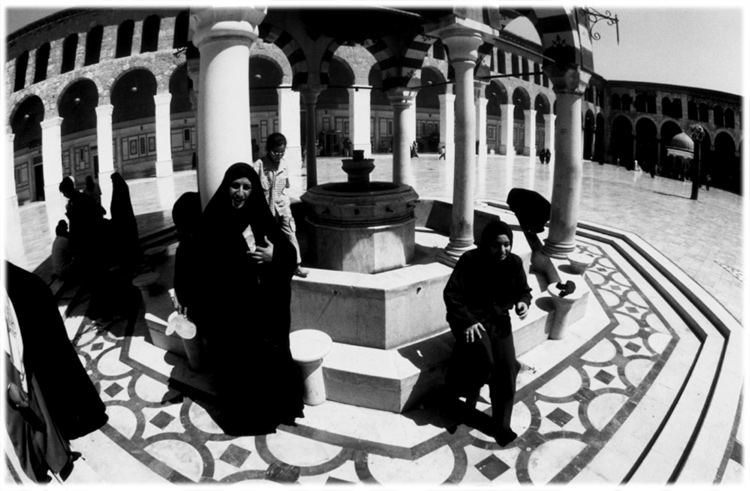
666 132 694 158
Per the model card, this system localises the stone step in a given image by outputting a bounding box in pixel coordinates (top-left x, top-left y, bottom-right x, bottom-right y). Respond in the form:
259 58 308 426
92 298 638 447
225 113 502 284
319 276 591 413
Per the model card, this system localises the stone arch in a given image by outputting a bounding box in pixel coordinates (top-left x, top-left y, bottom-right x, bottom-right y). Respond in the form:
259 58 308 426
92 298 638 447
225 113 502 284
141 14 161 53
333 45 376 86
173 10 190 49
115 19 135 58
111 68 158 124
249 54 284 109
61 33 78 73
611 93 621 111
13 51 29 91
713 105 724 127
635 117 658 172
55 76 104 114
259 24 309 89
511 86 530 153
33 43 51 84
10 95 45 149
169 63 192 115
58 78 99 136
250 44 293 86
84 25 104 66
594 112 606 162
610 114 633 165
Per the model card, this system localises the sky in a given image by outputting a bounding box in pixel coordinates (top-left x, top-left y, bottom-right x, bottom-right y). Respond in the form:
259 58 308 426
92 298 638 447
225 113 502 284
2 1 747 96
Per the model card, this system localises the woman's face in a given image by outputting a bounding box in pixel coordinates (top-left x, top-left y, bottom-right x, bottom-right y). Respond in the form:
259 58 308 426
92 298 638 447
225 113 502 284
487 233 512 262
229 177 252 209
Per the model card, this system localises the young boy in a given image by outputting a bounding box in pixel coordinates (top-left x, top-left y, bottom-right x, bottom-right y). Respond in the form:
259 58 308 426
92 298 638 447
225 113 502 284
252 132 308 277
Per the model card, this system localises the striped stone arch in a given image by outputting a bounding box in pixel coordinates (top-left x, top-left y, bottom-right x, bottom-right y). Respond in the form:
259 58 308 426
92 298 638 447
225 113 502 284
511 7 594 72
259 24 309 88
319 40 342 86
363 34 435 91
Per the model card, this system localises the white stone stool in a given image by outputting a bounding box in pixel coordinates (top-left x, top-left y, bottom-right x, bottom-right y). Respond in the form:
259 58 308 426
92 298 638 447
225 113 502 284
546 282 585 340
568 252 594 274
289 329 333 406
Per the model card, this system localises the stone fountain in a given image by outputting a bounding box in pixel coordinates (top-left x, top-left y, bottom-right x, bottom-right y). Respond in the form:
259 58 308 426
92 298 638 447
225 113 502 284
301 150 419 274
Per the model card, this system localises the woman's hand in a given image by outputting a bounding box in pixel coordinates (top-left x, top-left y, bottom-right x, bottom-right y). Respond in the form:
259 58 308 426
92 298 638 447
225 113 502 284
515 301 529 319
250 236 274 264
464 323 486 343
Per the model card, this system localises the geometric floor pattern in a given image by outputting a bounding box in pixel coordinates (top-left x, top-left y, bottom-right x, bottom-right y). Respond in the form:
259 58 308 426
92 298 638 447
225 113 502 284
49 236 740 486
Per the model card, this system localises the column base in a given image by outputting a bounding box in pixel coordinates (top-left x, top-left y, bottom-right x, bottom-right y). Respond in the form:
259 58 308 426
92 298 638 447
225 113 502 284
542 239 576 259
437 242 476 267
155 159 174 178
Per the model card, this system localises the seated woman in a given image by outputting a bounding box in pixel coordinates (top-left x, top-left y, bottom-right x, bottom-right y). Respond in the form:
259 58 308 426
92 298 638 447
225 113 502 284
191 163 304 435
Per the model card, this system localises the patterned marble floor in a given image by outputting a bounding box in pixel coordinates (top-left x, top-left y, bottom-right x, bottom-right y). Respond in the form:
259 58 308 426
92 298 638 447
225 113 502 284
5 155 745 487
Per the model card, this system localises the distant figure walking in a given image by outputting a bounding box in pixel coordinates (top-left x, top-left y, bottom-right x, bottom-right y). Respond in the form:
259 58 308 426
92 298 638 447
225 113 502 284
439 145 446 160
544 148 551 165
410 140 419 158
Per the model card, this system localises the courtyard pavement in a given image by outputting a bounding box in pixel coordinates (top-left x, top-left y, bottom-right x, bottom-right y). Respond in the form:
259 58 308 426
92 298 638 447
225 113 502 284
4 154 746 488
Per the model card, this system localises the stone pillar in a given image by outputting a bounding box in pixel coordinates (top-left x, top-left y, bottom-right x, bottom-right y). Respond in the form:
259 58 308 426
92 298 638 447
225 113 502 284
544 113 555 165
440 30 483 265
5 130 25 266
24 50 36 88
386 88 418 186
349 86 372 156
153 92 173 177
278 87 303 193
187 57 201 182
475 82 487 166
500 103 515 157
542 67 590 258
95 104 115 215
190 8 265 207
525 108 536 163
438 91 455 164
41 117 66 241
300 85 324 189
405 101 417 151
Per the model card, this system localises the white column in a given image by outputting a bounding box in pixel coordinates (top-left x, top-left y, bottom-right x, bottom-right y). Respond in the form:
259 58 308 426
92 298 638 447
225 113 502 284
5 130 25 266
543 68 590 258
525 108 536 163
544 113 555 165
386 88 418 186
95 104 115 216
439 92 455 165
190 8 265 207
153 92 173 177
500 103 515 158
41 117 66 241
440 30 483 264
406 101 417 150
301 85 324 189
349 86 372 156
278 87 303 194
475 83 487 167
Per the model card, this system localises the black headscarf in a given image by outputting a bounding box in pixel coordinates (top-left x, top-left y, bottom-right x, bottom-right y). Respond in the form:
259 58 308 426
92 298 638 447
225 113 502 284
203 162 276 242
479 220 514 251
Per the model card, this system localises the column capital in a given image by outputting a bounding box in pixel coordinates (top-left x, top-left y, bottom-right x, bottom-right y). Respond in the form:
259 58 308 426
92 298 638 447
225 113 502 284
473 79 489 93
440 29 484 64
189 8 266 48
546 65 591 95
386 87 418 107
95 104 113 116
40 117 63 129
154 92 172 105
438 92 455 103
299 84 326 104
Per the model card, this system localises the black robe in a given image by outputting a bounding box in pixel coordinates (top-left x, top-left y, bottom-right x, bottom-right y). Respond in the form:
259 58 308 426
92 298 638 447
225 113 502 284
191 163 304 435
6 262 108 440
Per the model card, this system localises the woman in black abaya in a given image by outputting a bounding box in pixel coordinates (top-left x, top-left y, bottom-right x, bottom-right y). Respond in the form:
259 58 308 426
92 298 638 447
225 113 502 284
192 163 304 435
